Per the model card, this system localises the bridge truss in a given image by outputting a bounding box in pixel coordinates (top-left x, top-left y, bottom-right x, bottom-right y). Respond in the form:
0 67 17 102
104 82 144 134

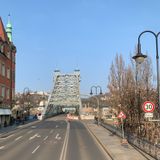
42 70 82 118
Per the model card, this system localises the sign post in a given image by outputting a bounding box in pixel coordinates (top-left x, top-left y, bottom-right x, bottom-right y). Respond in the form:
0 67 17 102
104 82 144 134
121 118 124 139
117 111 127 144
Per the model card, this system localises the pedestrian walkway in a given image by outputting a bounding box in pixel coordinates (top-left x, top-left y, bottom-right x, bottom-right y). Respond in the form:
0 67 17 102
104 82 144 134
84 120 155 160
0 124 17 135
0 119 38 136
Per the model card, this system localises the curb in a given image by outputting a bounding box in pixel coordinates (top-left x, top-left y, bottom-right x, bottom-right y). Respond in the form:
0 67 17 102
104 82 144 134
0 120 40 138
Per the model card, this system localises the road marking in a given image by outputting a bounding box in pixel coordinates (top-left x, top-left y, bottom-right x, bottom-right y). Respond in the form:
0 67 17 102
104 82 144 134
15 136 23 141
55 133 61 140
44 136 48 141
31 126 37 129
60 122 70 160
55 133 59 138
27 130 33 134
8 134 15 138
1 134 15 139
56 125 58 128
32 145 40 154
29 133 41 140
0 146 5 149
50 129 54 134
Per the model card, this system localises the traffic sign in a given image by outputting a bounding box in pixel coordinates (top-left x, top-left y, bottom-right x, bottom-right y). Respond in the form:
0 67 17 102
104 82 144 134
142 101 155 113
117 111 126 119
144 113 153 118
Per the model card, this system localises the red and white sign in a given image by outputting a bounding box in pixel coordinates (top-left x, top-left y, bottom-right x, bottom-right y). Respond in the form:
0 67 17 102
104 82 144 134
142 101 155 113
117 111 126 119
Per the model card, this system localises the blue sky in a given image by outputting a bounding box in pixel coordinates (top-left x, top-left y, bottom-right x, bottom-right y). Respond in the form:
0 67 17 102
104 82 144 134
1 0 160 94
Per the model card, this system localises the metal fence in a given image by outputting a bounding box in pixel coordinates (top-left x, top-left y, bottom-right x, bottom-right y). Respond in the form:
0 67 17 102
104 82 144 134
101 122 160 160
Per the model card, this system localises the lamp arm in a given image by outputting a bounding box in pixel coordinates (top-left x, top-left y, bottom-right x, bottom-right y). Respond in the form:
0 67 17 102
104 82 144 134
138 30 159 58
138 30 157 44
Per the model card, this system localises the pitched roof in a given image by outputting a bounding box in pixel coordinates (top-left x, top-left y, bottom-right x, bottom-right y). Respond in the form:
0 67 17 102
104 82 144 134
0 17 9 42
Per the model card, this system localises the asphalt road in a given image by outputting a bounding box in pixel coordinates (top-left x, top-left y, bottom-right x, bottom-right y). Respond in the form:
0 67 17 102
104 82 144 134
66 120 109 160
0 115 109 160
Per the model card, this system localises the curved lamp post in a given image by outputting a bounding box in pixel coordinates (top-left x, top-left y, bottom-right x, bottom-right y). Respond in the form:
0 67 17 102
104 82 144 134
90 85 102 125
23 87 30 119
132 30 160 111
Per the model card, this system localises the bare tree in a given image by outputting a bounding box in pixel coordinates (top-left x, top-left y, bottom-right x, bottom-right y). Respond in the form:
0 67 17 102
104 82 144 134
107 53 155 138
108 54 125 112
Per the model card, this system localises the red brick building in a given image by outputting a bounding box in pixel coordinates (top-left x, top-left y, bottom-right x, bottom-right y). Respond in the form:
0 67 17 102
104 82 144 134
0 16 16 127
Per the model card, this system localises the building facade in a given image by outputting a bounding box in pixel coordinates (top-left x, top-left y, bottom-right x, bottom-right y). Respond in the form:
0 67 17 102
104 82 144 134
0 16 16 127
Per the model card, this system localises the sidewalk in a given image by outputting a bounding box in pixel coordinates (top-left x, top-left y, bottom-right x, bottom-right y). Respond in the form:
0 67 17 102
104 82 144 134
0 119 39 136
84 120 155 160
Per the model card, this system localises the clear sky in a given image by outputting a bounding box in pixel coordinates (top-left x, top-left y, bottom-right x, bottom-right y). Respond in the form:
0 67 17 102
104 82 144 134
1 0 160 94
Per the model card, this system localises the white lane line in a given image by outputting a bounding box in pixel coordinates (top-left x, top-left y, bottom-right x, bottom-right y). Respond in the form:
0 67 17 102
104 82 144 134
1 134 15 139
56 125 58 128
43 136 48 141
27 130 33 134
60 122 70 160
8 134 15 138
32 145 40 154
0 146 5 149
15 136 23 141
50 129 54 134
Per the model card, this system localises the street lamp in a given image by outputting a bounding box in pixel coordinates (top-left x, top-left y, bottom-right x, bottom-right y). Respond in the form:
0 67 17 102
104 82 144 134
23 87 30 120
90 85 103 125
132 30 160 111
90 85 102 95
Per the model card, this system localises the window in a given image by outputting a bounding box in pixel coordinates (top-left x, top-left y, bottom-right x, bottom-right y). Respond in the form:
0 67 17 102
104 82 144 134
1 63 5 77
6 88 10 99
1 86 5 98
7 68 10 79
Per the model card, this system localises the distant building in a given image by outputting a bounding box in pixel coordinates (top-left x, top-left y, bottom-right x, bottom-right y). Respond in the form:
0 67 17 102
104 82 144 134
0 16 16 127
13 91 49 118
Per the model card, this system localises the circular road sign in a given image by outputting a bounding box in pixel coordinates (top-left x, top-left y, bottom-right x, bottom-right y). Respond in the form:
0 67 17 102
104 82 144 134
142 101 155 113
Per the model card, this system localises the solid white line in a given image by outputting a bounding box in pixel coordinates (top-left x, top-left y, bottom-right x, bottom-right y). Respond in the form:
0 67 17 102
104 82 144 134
15 136 23 141
8 134 15 138
2 134 15 139
32 145 40 154
0 146 5 149
44 136 48 141
59 122 70 160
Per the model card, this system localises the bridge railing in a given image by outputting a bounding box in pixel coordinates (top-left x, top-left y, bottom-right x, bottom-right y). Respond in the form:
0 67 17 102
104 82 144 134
101 122 160 159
